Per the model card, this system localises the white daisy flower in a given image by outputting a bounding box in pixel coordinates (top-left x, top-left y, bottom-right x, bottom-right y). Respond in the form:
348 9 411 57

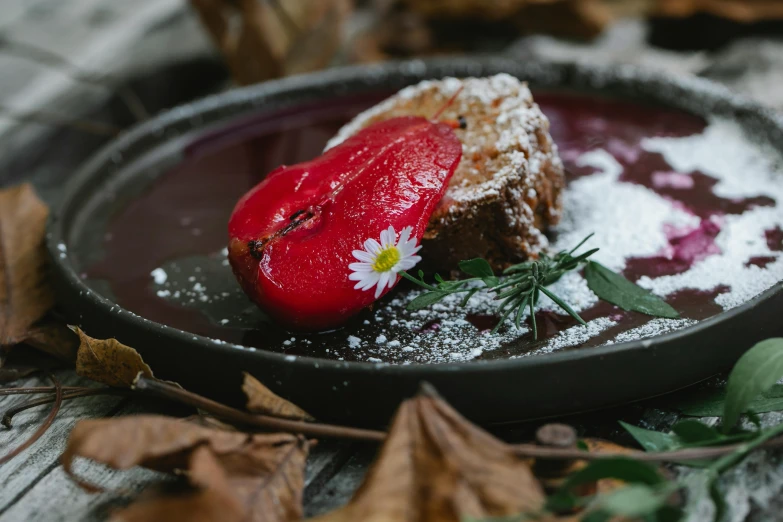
349 225 422 298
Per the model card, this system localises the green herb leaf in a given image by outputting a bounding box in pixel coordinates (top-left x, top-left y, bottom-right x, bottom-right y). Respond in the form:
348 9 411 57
596 484 669 517
661 384 783 417
548 458 668 520
671 420 723 445
619 421 680 452
406 291 450 310
584 261 680 319
459 258 495 282
723 338 783 433
560 456 666 489
580 511 611 522
709 479 727 522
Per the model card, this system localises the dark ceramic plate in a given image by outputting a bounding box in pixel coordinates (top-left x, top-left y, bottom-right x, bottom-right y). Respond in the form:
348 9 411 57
48 57 783 425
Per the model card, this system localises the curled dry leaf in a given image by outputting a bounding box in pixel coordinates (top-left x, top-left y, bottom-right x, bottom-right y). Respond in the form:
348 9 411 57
0 183 53 348
71 327 153 388
243 371 314 421
24 318 79 362
62 415 309 522
309 385 546 522
189 0 351 85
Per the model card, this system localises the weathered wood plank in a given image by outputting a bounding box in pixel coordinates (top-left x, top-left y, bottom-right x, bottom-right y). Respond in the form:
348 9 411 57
0 371 128 514
0 380 357 521
304 445 376 518
0 398 165 522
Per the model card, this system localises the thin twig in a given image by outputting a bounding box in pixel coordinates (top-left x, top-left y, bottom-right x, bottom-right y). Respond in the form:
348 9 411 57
510 437 783 463
2 389 130 428
134 376 386 442
0 105 121 136
134 376 783 459
0 373 63 465
0 37 149 121
0 386 87 396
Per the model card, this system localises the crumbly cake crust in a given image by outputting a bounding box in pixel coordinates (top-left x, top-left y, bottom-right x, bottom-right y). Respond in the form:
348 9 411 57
327 73 565 272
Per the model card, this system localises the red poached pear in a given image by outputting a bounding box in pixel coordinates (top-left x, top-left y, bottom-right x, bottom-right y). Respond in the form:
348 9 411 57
228 116 462 330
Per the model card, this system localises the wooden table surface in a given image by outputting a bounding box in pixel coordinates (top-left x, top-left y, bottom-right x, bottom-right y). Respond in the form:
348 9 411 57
2 2 783 521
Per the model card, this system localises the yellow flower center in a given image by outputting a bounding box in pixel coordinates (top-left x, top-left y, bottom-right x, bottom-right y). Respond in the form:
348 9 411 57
372 247 400 273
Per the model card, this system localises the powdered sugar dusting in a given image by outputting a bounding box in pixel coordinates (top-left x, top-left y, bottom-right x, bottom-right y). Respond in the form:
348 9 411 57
334 114 782 364
553 149 698 271
326 73 557 206
608 318 698 345
326 74 564 264
637 119 783 309
520 317 618 357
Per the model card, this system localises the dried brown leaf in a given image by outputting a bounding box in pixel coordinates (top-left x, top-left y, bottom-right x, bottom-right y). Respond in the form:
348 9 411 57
24 318 79 362
0 183 53 347
283 0 351 76
71 327 153 388
536 438 642 502
243 371 314 421
189 0 351 85
309 386 546 522
62 415 309 522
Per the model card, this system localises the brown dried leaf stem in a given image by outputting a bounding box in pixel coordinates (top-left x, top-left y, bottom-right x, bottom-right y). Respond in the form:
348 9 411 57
510 438 783 462
0 373 62 465
2 388 130 428
134 376 385 442
0 385 86 396
135 376 783 461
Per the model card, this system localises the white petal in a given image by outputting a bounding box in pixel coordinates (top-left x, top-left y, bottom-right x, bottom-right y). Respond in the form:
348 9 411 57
378 270 391 288
352 250 374 262
397 240 415 257
396 256 421 271
397 226 412 247
375 272 390 298
364 238 382 255
387 272 398 289
380 226 395 247
354 271 379 290
349 262 373 272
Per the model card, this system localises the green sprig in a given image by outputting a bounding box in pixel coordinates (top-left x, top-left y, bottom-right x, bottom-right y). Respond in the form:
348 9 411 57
402 233 681 339
400 234 599 338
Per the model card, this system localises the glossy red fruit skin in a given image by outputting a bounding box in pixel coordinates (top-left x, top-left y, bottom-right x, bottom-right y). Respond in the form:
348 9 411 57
228 116 462 331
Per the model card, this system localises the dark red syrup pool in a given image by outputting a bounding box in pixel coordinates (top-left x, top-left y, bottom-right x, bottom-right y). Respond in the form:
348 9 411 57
84 92 781 363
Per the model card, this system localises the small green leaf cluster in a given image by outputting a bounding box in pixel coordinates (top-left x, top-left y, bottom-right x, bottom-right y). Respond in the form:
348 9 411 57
402 234 679 338
468 338 783 522
617 338 783 521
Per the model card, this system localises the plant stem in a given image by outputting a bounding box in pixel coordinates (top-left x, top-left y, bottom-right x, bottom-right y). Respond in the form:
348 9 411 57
131 377 783 460
0 386 86 396
2 388 130 428
133 376 386 442
0 373 63 465
510 436 783 462
708 422 783 474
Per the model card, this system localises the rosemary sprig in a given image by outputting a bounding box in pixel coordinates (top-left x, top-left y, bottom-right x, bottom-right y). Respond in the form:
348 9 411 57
400 234 599 338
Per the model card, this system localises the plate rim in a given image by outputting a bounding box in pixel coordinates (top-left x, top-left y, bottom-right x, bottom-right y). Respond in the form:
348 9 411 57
47 55 783 376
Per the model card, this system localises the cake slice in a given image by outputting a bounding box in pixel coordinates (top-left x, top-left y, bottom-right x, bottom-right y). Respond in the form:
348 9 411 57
326 73 565 273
